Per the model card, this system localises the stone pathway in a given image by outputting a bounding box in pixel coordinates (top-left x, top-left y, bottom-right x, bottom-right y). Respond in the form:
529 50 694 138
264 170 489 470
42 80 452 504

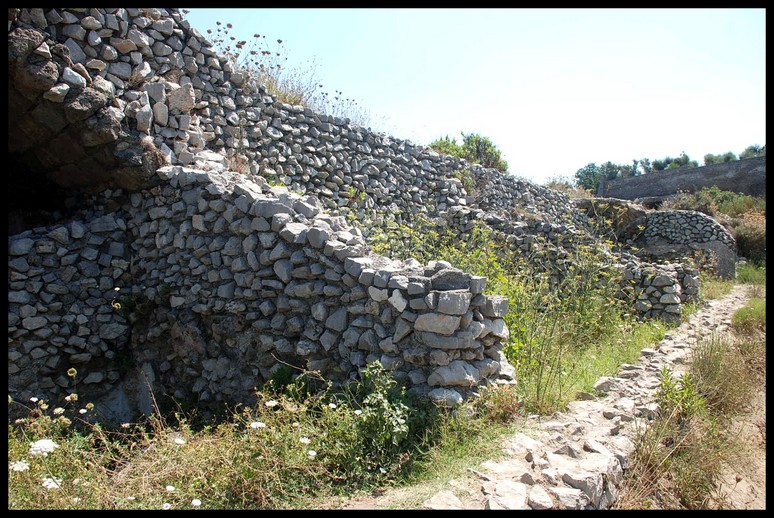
338 285 752 510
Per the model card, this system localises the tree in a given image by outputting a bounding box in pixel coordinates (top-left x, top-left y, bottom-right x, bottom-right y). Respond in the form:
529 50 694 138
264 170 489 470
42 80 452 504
739 144 766 160
636 158 653 175
428 135 465 158
575 162 602 192
652 152 698 171
704 151 737 165
460 133 509 174
428 132 509 174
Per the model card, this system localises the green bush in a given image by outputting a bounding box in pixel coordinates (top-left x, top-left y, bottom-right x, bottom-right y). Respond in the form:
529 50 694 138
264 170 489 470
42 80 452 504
429 133 509 174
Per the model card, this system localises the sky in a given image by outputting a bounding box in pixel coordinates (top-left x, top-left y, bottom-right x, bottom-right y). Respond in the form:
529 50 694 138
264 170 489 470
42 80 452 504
182 8 766 185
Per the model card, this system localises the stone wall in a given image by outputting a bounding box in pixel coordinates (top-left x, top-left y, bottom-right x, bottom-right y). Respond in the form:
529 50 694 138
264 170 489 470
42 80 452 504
7 7 712 419
8 166 514 420
598 156 766 200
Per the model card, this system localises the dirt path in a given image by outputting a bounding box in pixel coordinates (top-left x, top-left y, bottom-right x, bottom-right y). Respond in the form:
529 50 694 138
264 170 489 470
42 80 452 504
325 284 765 510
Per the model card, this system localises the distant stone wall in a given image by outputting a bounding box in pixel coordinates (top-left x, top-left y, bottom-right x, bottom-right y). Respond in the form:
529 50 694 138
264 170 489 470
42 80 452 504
599 156 766 200
8 167 514 421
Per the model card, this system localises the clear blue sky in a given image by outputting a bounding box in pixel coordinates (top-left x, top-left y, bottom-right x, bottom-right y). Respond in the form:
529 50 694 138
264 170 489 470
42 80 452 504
182 8 765 185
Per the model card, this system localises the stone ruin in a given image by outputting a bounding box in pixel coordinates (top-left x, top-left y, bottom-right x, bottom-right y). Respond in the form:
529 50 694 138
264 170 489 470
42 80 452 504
7 8 737 422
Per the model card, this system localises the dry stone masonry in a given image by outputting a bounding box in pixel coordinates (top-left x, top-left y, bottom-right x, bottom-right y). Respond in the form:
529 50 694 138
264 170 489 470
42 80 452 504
628 209 737 279
7 8 730 427
8 165 515 419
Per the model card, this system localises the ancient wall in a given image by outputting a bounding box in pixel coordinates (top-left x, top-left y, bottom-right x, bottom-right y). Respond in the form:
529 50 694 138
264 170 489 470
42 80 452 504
8 166 514 421
7 7 717 420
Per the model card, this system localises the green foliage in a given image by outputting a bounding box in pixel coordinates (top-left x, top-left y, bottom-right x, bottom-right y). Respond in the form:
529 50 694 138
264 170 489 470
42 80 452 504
739 144 765 160
574 162 602 191
652 152 698 172
664 185 765 218
574 161 632 192
735 263 766 285
429 133 508 174
10 361 503 510
703 151 737 165
657 367 707 423
428 135 465 158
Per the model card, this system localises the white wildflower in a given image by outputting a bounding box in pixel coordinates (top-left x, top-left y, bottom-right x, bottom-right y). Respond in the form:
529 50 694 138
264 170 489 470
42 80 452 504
53 407 65 415
166 485 176 492
265 399 278 408
126 496 136 501
354 409 362 415
299 436 311 445
30 397 39 403
249 421 266 429
10 460 30 472
307 449 317 459
328 403 337 409
79 408 87 414
173 437 186 445
191 499 202 507
29 439 59 457
41 476 63 490
162 502 172 510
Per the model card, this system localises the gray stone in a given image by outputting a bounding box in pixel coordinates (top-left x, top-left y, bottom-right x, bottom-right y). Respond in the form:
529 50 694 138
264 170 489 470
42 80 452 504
388 290 407 312
22 316 48 330
99 323 128 340
43 83 70 102
168 83 195 112
427 360 481 387
417 330 475 350
413 313 461 336
428 388 463 408
279 222 308 244
9 238 35 255
422 490 463 510
481 295 509 318
430 268 470 290
62 67 88 88
325 307 348 333
436 290 472 315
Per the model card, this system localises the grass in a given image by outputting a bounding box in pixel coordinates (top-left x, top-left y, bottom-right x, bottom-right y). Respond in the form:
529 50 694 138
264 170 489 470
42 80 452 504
7 365 527 510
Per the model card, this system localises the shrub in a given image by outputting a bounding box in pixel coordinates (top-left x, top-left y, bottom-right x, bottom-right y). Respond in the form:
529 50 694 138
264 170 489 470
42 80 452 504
429 133 509 174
